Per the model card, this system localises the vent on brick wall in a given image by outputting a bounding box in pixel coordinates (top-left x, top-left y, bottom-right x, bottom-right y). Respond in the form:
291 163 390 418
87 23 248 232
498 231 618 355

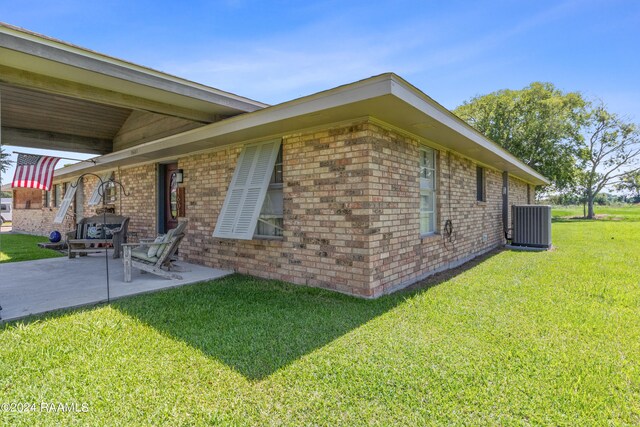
511 205 552 249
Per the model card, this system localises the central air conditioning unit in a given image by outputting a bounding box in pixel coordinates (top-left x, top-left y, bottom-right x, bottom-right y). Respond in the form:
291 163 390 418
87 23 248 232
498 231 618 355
511 205 552 249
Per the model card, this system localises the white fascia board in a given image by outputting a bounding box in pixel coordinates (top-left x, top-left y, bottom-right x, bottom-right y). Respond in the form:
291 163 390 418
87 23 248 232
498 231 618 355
53 73 549 185
53 76 395 177
388 76 549 185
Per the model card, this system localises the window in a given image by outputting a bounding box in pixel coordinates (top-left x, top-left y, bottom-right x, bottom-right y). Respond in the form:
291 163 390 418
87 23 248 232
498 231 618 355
44 190 50 208
88 172 115 206
213 139 282 240
256 146 283 237
476 166 485 202
61 182 68 206
104 174 117 204
419 146 436 235
53 184 61 207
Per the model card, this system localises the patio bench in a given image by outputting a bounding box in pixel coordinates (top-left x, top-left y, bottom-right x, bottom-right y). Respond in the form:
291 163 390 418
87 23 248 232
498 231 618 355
67 214 129 259
122 220 188 282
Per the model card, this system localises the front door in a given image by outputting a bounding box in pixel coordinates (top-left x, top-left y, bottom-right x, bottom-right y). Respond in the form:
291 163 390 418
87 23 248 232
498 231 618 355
164 163 179 232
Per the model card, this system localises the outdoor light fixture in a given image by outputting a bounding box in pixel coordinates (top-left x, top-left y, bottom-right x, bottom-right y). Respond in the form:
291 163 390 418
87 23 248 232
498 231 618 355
175 169 184 184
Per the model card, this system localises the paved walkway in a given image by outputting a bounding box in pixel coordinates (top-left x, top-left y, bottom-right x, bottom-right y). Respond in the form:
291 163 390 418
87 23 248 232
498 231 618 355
0 251 231 322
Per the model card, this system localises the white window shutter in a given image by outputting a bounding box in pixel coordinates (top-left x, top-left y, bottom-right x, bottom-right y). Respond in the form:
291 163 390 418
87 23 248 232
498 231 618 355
88 172 114 205
53 183 77 224
213 139 282 239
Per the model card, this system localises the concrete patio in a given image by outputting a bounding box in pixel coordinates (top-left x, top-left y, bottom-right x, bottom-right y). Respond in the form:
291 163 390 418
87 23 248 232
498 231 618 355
0 250 231 322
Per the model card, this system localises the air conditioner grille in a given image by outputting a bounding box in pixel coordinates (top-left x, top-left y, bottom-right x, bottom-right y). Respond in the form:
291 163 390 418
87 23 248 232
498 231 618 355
512 205 552 248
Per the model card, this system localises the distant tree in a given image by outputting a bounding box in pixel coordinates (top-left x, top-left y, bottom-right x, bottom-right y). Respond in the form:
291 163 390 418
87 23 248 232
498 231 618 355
454 82 587 190
0 146 11 173
615 171 640 202
0 146 12 196
576 104 640 218
562 169 590 216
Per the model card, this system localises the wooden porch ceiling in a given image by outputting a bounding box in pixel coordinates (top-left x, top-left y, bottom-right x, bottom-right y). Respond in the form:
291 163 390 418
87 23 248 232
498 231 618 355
1 83 131 154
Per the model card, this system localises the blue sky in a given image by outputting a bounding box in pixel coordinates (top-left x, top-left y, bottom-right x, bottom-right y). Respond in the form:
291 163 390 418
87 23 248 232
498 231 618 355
1 0 640 185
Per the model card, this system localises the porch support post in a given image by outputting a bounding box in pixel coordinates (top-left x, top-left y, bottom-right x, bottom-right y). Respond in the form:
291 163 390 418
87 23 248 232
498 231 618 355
0 86 3 187
123 246 132 282
0 86 6 199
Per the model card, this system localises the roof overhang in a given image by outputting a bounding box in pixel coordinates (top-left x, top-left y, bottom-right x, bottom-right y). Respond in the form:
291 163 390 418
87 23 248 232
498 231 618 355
55 73 549 186
0 23 266 118
0 23 268 155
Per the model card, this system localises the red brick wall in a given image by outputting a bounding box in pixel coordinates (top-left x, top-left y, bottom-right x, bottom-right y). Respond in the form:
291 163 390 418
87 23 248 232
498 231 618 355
508 176 530 227
365 125 512 295
117 164 157 239
175 121 529 297
176 124 377 296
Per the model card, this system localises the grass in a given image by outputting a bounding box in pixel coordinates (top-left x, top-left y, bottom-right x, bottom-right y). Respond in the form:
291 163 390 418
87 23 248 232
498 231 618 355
0 233 64 263
552 204 640 221
1 217 639 425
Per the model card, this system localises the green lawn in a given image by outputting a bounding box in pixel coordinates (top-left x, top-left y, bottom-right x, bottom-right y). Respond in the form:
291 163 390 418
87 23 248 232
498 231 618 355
0 233 64 263
552 204 640 221
1 219 639 425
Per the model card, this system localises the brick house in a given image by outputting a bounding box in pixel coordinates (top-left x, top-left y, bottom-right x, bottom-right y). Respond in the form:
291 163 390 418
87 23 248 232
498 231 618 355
3 24 547 297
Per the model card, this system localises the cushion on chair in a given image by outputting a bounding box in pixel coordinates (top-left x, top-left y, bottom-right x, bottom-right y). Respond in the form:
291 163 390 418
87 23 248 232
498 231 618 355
147 235 166 258
157 228 176 260
131 248 159 263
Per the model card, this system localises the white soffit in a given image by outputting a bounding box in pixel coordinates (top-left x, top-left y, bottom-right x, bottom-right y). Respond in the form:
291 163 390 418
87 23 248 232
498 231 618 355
53 73 549 185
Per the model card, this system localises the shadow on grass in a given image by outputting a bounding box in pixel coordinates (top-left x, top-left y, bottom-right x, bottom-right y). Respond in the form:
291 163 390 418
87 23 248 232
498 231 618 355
113 250 501 380
112 275 400 380
3 251 500 381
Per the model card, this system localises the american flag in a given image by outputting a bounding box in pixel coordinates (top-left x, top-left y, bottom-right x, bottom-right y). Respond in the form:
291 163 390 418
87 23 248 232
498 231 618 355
11 154 61 191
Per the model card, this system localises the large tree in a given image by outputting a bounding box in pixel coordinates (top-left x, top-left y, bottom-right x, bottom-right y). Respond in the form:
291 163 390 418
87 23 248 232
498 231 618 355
577 105 640 218
454 82 587 190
